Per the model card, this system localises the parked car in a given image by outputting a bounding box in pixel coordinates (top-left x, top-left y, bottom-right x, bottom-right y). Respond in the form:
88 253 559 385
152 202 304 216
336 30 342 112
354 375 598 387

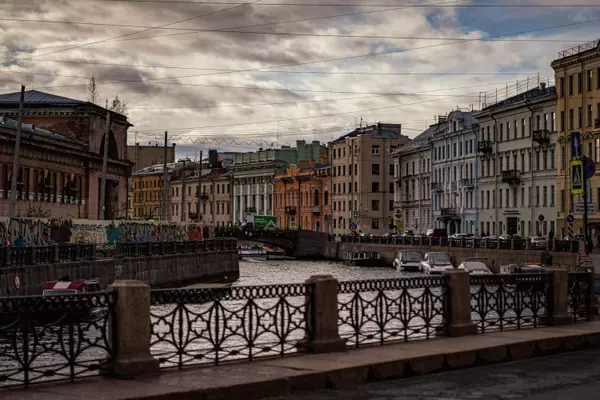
425 228 448 238
530 236 547 249
458 258 492 275
420 252 459 274
393 250 424 272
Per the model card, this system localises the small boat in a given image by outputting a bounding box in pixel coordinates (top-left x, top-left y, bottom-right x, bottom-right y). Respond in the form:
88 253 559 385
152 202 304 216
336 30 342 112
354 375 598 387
343 251 381 267
238 246 268 259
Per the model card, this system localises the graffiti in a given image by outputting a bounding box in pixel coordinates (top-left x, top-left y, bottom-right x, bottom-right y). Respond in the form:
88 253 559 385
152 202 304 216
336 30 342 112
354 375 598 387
0 218 212 246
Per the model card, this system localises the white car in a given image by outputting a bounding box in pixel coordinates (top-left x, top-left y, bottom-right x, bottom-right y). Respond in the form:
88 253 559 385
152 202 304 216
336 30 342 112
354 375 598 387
420 252 458 274
393 250 423 272
530 236 547 249
458 259 492 275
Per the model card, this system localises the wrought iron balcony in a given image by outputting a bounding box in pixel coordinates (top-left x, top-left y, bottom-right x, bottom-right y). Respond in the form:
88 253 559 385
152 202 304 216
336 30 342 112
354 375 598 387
285 206 297 215
501 169 521 185
431 182 444 192
441 207 458 216
532 129 550 145
461 179 475 188
477 140 493 154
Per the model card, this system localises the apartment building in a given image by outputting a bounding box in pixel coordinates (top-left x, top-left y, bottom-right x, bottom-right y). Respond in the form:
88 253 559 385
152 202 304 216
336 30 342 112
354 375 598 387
473 84 557 237
431 111 479 235
330 123 409 235
552 40 600 239
392 122 436 234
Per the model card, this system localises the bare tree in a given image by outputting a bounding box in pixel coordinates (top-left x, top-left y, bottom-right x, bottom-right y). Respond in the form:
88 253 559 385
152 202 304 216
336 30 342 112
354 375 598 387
88 76 100 105
109 95 128 116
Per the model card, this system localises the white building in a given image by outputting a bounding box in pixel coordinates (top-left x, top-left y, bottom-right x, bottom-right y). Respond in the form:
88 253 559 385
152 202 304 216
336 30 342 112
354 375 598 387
431 111 479 235
392 123 436 234
473 84 557 237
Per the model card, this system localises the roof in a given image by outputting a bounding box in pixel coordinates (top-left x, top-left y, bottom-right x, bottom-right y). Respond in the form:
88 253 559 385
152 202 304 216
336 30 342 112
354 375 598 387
133 160 198 176
395 121 447 154
0 115 73 142
476 85 556 114
0 90 84 106
332 123 404 144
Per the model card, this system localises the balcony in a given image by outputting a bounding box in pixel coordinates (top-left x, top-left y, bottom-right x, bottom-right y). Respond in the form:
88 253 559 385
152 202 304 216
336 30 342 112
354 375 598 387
200 193 209 200
431 182 444 192
441 208 458 216
501 169 521 185
532 129 550 145
310 206 321 214
461 179 475 188
477 140 493 154
285 206 297 215
246 206 257 213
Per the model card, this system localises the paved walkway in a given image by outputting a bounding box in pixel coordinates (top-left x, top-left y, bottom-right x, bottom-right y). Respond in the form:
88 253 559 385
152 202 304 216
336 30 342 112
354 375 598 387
4 322 600 400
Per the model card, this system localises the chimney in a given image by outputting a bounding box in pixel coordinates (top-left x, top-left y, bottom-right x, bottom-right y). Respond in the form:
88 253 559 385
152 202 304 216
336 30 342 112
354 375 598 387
208 149 218 169
540 82 547 93
437 115 447 124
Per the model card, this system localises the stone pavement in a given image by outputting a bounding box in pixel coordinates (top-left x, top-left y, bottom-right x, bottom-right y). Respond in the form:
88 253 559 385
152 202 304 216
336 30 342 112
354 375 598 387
4 322 600 400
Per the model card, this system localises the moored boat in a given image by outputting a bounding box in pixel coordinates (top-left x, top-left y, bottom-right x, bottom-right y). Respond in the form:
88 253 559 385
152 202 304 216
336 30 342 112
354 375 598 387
343 251 381 267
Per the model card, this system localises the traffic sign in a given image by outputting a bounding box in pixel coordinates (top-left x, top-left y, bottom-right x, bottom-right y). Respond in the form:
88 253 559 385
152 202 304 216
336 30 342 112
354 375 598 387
571 160 584 195
574 202 597 215
583 156 596 179
349 221 357 229
571 131 582 159
567 214 575 223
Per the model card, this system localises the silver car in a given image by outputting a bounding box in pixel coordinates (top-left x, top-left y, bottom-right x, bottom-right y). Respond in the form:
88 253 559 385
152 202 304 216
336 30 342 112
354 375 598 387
530 236 547 249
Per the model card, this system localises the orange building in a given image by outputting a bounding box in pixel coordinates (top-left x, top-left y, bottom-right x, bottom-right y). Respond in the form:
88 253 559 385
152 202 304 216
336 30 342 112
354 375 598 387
273 160 331 232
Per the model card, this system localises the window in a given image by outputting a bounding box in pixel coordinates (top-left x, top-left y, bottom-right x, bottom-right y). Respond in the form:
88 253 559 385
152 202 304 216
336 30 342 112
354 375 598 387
560 76 564 97
577 72 582 93
372 164 380 175
551 149 555 169
543 186 547 206
588 69 593 91
372 182 380 192
507 121 511 139
551 112 556 131
499 189 503 208
569 74 573 95
371 145 380 155
560 189 565 212
389 164 394 176
521 187 525 206
514 120 518 139
499 123 503 141
536 186 540 206
543 150 548 170
505 189 509 208
569 109 574 130
588 104 593 127
389 200 394 211
371 218 379 230
389 183 394 194
371 199 379 210
486 190 490 209
560 111 565 132
578 106 583 128
551 185 555 206
522 118 526 137
521 153 525 172
453 143 457 157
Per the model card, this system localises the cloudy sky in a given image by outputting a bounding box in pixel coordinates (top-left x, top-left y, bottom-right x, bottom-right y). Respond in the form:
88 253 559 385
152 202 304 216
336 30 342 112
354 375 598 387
1 0 599 159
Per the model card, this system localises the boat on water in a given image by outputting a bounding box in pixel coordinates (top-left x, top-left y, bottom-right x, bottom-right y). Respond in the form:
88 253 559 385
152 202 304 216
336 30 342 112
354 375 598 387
238 246 268 259
343 251 381 267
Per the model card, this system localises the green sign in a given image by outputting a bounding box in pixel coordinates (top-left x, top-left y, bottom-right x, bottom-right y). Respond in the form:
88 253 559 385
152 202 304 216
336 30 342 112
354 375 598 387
254 215 277 230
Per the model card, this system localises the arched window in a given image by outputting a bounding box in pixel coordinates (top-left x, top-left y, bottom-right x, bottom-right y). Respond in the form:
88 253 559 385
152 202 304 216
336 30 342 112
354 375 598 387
100 131 119 160
313 189 320 206
323 184 329 205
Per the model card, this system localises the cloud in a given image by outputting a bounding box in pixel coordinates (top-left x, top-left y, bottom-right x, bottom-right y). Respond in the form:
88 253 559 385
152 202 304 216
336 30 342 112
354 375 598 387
0 0 599 159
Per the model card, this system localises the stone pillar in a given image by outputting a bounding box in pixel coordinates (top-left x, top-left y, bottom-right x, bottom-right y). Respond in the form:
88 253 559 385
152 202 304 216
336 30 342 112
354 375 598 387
510 238 516 250
587 272 600 321
442 270 478 336
52 244 59 263
298 275 346 353
90 244 97 260
547 268 571 326
108 280 160 378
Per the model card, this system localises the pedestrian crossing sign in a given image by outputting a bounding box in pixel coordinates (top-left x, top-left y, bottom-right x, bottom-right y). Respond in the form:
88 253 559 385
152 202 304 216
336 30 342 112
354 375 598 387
570 160 584 195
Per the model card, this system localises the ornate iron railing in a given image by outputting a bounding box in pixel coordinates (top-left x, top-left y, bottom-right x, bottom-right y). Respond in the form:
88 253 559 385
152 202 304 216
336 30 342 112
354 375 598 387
337 277 448 347
0 292 115 388
568 272 592 323
470 274 550 333
150 283 311 369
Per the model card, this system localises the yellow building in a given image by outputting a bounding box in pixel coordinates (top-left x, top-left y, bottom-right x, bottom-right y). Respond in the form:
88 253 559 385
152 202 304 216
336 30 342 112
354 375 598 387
552 40 600 239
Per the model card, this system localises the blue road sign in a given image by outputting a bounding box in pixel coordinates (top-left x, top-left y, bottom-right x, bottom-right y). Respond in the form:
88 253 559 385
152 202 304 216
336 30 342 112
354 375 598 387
571 131 582 159
349 221 357 229
567 214 575 223
583 156 596 179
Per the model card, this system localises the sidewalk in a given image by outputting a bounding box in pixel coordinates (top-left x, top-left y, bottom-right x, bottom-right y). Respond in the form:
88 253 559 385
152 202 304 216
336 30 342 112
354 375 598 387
5 322 600 400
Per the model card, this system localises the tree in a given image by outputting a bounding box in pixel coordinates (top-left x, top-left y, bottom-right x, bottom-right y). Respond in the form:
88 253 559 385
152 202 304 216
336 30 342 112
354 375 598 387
88 76 100 105
109 95 128 116
27 203 52 218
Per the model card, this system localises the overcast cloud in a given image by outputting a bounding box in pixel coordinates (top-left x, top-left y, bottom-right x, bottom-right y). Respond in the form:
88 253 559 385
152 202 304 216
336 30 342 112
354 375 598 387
1 0 599 158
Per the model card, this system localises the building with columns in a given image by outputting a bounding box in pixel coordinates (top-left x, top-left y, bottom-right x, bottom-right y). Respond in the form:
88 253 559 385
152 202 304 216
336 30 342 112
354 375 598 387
231 141 327 224
552 40 600 240
473 84 557 237
330 123 409 235
431 110 479 235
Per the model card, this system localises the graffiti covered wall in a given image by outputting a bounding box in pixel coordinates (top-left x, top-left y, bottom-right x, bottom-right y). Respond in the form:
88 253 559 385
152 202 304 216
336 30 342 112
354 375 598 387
0 218 214 246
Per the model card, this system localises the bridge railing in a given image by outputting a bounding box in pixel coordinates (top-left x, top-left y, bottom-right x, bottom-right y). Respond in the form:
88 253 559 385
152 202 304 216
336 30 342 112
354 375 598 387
0 270 592 389
327 234 581 253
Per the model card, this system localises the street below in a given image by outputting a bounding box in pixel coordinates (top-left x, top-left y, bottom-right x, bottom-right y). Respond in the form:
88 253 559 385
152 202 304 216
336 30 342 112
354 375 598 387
267 348 600 400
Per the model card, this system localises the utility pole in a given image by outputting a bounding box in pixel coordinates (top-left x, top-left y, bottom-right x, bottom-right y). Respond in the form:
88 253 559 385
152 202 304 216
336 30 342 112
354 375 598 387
100 110 111 220
9 85 24 219
197 150 203 221
181 159 187 222
162 131 169 221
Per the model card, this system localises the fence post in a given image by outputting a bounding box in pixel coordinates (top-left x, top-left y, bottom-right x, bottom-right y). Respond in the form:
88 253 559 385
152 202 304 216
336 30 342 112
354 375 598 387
547 268 571 326
73 244 81 261
26 245 36 265
442 270 478 336
298 275 347 353
587 272 599 321
90 244 97 260
108 280 160 378
52 244 59 263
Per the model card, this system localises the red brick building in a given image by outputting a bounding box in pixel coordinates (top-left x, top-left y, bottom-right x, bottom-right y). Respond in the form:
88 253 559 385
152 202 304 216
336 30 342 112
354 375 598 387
0 90 132 219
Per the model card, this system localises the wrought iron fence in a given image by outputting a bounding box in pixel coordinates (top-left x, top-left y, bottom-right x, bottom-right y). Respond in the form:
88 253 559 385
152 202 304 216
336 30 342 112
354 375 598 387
470 274 550 333
0 292 115 388
150 283 311 369
337 277 448 348
568 272 592 323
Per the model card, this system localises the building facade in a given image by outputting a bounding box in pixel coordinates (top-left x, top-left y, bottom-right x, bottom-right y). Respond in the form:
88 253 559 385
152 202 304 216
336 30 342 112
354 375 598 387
392 122 438 234
232 140 327 224
273 161 331 232
0 90 132 219
552 40 600 240
431 111 479 235
330 123 409 235
127 143 176 171
473 84 558 237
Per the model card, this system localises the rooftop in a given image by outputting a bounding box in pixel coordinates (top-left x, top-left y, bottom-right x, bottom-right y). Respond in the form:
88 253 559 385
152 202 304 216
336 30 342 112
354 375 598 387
0 90 84 106
133 160 198 176
333 123 404 144
476 84 556 114
557 38 600 59
395 121 447 153
0 115 73 142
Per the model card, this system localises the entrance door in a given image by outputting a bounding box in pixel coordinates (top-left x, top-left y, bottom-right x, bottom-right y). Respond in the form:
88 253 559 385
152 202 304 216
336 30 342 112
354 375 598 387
507 217 518 235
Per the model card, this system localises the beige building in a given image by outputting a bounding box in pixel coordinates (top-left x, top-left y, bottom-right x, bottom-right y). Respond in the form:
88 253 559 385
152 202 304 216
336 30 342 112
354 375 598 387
128 143 176 171
330 123 409 235
552 40 600 239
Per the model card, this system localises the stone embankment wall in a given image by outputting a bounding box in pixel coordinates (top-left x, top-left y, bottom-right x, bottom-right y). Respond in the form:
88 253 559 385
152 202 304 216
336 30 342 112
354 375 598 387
0 249 239 297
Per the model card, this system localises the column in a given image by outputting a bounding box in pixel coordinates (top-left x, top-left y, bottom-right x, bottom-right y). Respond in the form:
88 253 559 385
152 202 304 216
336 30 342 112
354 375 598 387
263 180 268 214
441 269 478 336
